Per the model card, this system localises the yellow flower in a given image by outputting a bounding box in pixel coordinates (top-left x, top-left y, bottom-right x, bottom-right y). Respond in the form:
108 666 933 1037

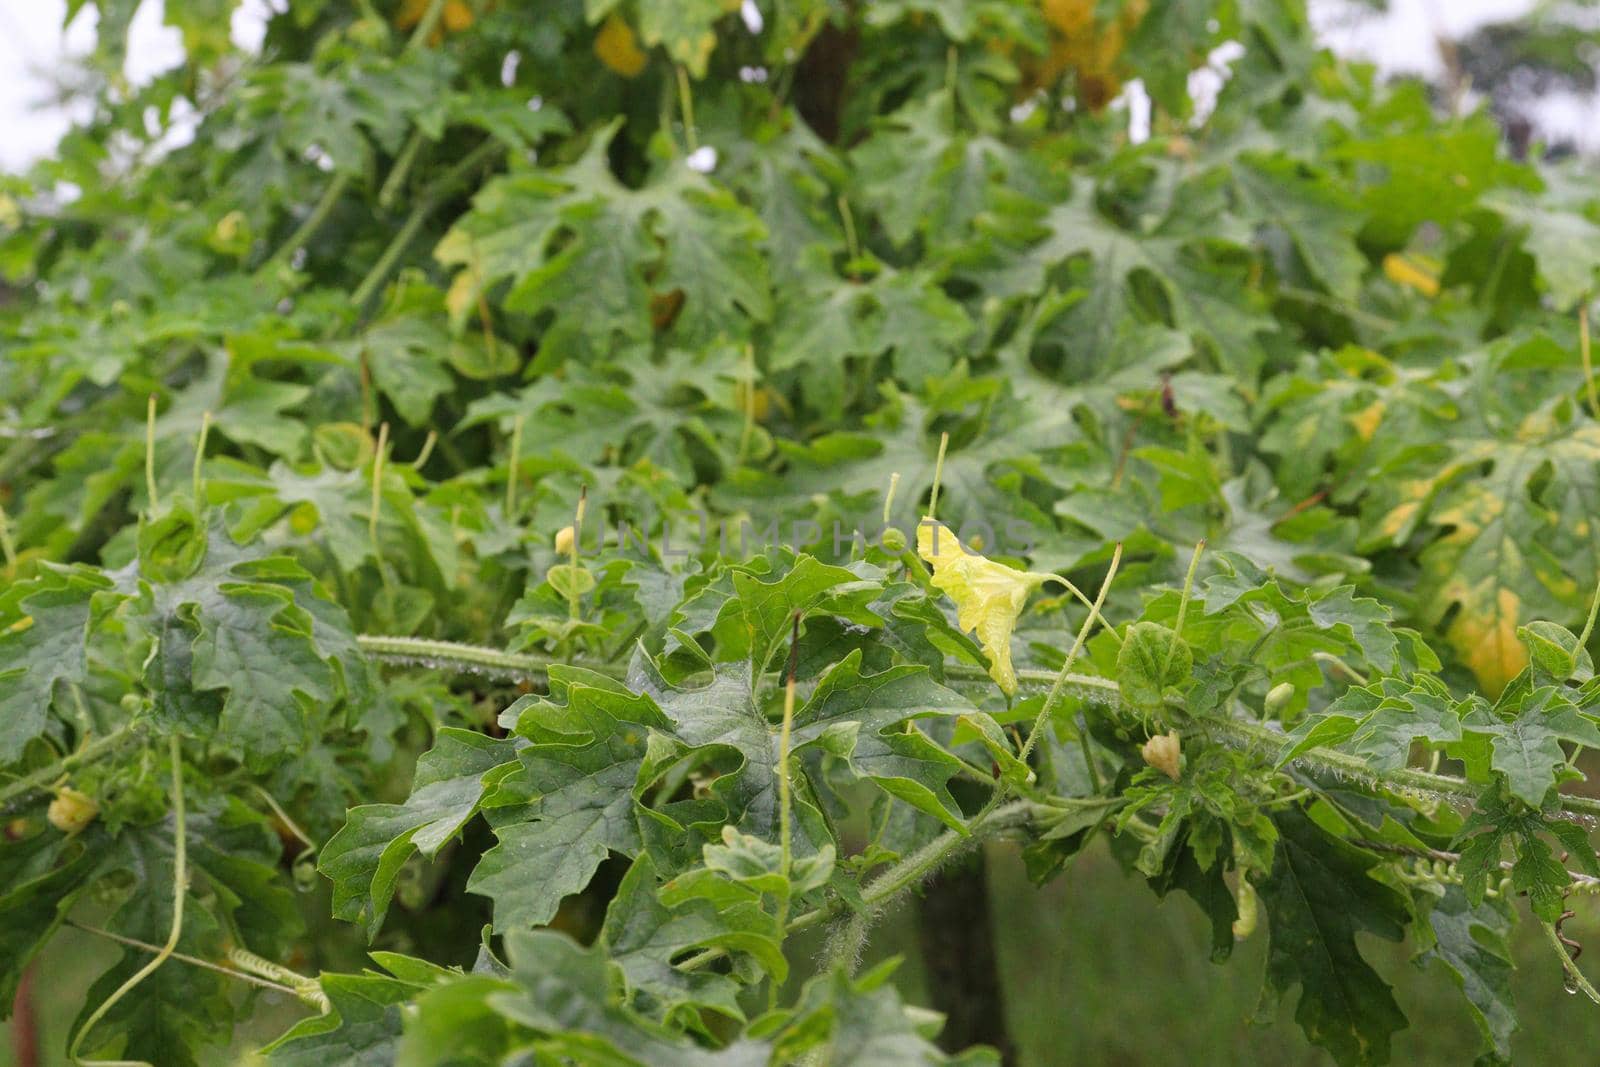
917 518 1052 695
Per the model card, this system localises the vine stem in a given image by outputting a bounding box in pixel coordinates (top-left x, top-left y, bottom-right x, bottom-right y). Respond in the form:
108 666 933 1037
351 635 1600 821
69 734 186 1066
0 723 143 811
678 800 1034 972
259 173 350 272
1350 838 1600 891
1545 920 1600 1005
66 923 301 999
350 138 505 311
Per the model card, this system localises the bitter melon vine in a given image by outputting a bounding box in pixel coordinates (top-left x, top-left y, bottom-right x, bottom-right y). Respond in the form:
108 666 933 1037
4 0 1600 1064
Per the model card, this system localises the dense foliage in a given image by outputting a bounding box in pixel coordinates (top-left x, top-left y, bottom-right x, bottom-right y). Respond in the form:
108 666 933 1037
4 0 1600 1063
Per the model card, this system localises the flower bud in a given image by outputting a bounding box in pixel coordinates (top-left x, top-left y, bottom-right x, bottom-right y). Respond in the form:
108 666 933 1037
1141 731 1181 781
1265 681 1296 715
48 787 99 835
554 525 576 555
880 527 908 553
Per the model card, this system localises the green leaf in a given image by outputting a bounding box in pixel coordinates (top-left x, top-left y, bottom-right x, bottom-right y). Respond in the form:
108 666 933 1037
1256 811 1408 1067
602 851 784 1020
1420 888 1518 1064
729 554 860 671
1115 621 1191 711
0 566 114 762
468 672 673 930
266 973 413 1063
1461 687 1600 806
321 729 518 938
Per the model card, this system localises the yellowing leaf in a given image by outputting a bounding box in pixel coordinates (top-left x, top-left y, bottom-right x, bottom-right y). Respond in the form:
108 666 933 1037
1030 0 1149 110
917 518 1051 695
595 13 649 78
394 0 478 42
1348 399 1385 442
443 0 475 32
1446 586 1526 697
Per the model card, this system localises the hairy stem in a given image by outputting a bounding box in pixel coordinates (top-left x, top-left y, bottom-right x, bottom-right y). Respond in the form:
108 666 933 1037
353 634 1600 822
0 723 143 811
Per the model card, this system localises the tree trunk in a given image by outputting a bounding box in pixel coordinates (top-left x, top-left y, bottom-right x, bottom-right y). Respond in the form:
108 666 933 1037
916 850 1016 1062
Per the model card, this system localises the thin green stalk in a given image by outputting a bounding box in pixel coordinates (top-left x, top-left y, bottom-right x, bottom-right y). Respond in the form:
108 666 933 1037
777 621 799 889
247 783 316 867
369 422 389 552
567 485 586 623
1581 302 1598 422
676 65 698 152
838 195 860 266
736 345 758 465
1579 567 1600 649
505 414 524 517
883 472 901 526
225 947 329 1012
406 0 449 48
1162 539 1205 679
369 422 397 608
0 502 16 569
927 432 949 519
1312 651 1370 686
1018 543 1122 767
191 411 211 505
70 735 186 1066
769 618 801 1007
1040 575 1120 645
378 128 426 211
411 430 437 470
1546 920 1600 1005
66 923 301 998
144 394 159 509
810 800 1031 924
260 173 351 272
